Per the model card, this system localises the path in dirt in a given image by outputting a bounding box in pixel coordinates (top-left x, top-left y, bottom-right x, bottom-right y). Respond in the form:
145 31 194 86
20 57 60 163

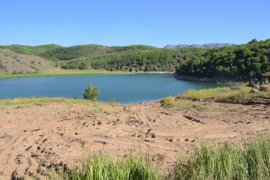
0 101 270 179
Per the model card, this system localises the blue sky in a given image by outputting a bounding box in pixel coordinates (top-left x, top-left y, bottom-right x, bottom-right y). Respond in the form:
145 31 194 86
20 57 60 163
0 0 269 47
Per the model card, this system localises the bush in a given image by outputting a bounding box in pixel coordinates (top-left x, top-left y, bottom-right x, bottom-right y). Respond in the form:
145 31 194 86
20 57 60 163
0 61 4 70
83 85 99 101
161 96 176 107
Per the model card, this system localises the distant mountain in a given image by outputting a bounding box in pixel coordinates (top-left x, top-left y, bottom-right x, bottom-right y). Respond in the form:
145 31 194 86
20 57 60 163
164 43 237 49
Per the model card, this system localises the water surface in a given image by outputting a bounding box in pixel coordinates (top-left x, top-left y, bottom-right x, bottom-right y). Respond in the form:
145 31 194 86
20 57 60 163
0 74 216 104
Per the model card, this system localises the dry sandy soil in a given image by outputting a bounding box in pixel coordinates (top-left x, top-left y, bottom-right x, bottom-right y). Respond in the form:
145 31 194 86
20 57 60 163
0 100 270 179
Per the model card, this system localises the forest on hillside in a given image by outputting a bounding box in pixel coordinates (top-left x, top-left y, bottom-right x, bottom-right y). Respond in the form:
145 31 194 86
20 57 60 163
0 39 269 80
0 44 206 72
175 39 270 80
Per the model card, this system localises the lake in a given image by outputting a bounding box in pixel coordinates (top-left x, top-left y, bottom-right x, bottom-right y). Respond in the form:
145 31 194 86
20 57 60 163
0 74 216 104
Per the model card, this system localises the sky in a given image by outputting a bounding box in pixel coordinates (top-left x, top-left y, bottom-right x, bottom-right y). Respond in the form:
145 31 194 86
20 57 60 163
0 0 269 47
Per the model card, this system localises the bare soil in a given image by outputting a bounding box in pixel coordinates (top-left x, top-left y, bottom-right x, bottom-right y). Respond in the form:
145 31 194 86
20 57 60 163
0 100 270 179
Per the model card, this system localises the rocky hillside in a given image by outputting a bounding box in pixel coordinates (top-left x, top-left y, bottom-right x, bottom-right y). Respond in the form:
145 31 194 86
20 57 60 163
0 49 54 74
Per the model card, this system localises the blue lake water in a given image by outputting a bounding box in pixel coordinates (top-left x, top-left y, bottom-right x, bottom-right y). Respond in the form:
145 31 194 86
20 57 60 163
0 74 217 104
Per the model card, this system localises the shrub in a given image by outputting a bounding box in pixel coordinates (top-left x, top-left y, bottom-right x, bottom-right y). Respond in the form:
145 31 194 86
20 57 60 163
161 96 176 107
83 85 99 101
0 61 4 70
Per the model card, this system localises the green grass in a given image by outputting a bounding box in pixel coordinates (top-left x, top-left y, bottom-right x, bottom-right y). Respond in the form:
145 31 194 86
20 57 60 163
161 96 177 108
0 98 91 109
0 69 140 79
161 96 223 111
0 44 61 56
56 154 160 180
0 97 118 109
92 108 104 113
181 85 270 101
161 85 270 110
0 69 173 79
48 137 270 180
173 137 270 180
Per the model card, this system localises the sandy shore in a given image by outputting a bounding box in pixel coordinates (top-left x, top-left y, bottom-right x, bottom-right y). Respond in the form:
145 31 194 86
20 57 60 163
0 100 270 179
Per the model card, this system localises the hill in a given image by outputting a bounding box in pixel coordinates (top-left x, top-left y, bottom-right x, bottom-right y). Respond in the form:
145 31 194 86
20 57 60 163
1 39 269 78
38 44 205 71
0 44 61 55
175 39 270 80
0 49 54 74
165 43 237 49
0 44 206 73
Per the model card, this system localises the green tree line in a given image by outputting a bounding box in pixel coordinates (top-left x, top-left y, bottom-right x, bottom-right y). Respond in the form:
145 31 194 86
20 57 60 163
176 39 270 80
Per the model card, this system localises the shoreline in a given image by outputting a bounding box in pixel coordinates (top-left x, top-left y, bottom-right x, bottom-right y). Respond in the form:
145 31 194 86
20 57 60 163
0 69 174 79
174 74 217 83
174 73 242 85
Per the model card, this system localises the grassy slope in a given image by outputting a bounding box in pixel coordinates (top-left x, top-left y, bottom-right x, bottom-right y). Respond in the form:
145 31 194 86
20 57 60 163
0 69 173 79
160 85 270 110
0 44 61 56
0 97 119 110
0 44 207 76
0 49 54 74
0 44 165 78
0 69 144 79
0 44 158 60
181 85 270 101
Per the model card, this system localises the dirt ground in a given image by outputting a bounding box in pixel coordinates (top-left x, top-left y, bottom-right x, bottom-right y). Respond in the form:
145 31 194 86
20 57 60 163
0 100 270 179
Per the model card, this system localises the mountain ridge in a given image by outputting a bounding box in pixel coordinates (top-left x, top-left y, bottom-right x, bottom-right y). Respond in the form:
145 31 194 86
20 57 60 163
164 43 237 49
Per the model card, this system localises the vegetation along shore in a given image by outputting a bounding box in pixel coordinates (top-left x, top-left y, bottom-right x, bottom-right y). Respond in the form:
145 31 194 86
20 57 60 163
0 39 269 82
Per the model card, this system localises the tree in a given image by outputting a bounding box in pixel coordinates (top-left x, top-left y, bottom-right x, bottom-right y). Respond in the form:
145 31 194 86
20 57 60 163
176 39 270 80
0 61 4 70
248 39 258 44
83 85 99 101
79 62 88 70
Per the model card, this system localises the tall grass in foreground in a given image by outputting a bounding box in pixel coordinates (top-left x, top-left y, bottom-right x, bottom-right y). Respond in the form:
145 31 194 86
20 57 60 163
173 137 270 180
50 137 270 179
0 97 118 109
182 85 270 101
182 86 251 100
64 155 160 180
